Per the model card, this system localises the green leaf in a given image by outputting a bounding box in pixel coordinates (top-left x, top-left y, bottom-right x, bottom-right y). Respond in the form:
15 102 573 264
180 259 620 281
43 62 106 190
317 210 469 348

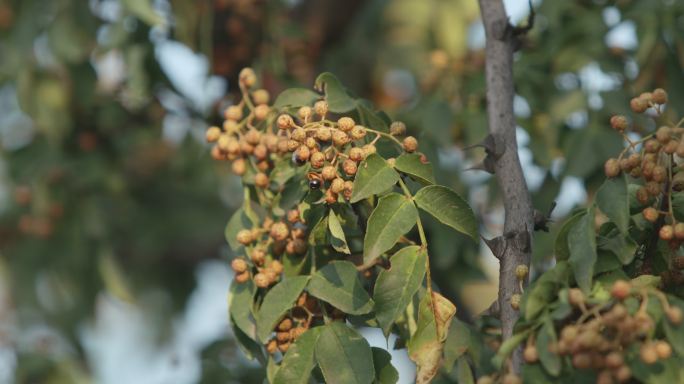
308 261 373 315
414 185 478 241
537 317 561 376
371 347 399 384
455 358 475 384
273 88 321 109
394 154 435 185
315 322 375 384
492 331 528 369
328 210 351 254
443 318 471 372
350 154 400 203
231 317 266 363
373 246 426 335
663 297 684 356
408 291 457 384
363 193 418 265
523 262 570 321
229 279 256 339
314 72 357 113
225 208 250 251
568 206 597 292
273 328 323 384
121 0 165 26
554 212 584 261
596 174 629 234
256 276 310 342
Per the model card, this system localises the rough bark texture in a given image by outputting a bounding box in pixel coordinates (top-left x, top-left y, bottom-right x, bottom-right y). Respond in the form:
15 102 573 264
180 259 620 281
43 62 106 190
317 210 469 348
477 0 534 372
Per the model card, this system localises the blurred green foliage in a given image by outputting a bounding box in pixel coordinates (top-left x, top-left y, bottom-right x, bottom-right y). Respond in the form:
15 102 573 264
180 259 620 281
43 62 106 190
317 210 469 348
1 0 683 382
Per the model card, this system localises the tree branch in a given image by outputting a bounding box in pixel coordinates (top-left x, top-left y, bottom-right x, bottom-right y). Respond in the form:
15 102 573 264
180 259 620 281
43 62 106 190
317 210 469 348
477 0 534 373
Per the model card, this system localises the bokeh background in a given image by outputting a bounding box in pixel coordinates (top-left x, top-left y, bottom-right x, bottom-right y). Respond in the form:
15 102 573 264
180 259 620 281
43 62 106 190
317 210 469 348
0 0 683 383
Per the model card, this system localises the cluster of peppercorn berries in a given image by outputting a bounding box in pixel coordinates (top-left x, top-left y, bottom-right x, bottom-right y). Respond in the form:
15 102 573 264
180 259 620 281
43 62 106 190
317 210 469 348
206 68 282 188
230 209 307 288
603 88 684 280
263 292 345 355
275 103 418 204
523 280 682 384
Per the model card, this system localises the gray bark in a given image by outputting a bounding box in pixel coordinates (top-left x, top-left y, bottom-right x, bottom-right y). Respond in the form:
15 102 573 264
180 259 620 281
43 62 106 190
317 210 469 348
477 0 534 372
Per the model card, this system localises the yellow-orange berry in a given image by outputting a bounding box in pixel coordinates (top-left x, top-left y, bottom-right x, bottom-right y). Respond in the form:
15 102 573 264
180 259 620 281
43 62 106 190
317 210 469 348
231 258 248 273
510 294 521 310
236 229 253 245
655 340 672 359
321 165 337 181
310 152 325 168
298 106 312 121
254 104 270 120
316 127 332 142
239 67 257 88
390 121 406 136
330 178 345 194
660 224 674 241
342 159 358 176
206 126 221 142
255 172 269 188
652 88 668 104
277 318 293 332
314 100 328 116
225 105 243 121
611 280 631 300
403 136 418 153
270 260 284 275
287 209 300 223
270 222 289 241
266 339 278 354
666 307 683 324
332 130 350 146
252 89 270 104
235 271 250 283
523 345 538 363
610 115 628 131
630 97 648 113
277 114 294 130
251 248 266 266
350 125 366 140
640 343 658 364
338 117 355 131
349 147 364 162
231 158 247 176
254 273 270 288
604 158 620 178
642 207 659 223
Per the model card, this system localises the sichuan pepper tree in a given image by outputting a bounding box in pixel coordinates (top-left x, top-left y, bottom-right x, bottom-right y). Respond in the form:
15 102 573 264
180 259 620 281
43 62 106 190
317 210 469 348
208 68 478 383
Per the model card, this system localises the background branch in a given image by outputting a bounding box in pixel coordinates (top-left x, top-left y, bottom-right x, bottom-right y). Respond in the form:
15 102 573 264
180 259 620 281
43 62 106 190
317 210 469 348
477 0 535 372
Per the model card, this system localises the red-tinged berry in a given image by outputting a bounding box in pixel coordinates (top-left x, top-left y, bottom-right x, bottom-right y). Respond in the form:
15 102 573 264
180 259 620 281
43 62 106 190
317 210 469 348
610 115 628 131
604 158 620 178
611 280 631 300
660 224 674 241
235 271 250 283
